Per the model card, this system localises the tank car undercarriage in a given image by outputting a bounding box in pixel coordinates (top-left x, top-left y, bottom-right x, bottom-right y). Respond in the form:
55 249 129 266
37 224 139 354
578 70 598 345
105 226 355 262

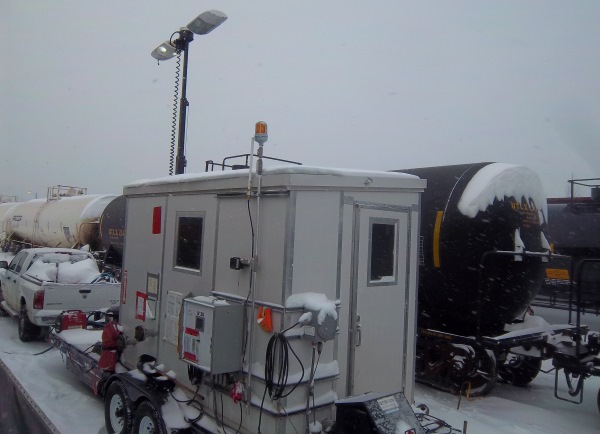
415 321 580 397
415 332 499 396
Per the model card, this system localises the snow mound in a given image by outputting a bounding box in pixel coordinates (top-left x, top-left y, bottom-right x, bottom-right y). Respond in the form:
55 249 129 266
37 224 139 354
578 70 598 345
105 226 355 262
25 254 101 283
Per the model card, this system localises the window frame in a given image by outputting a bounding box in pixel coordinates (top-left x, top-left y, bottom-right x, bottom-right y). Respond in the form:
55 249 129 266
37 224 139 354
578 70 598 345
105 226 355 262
367 217 399 286
173 212 205 274
9 251 28 273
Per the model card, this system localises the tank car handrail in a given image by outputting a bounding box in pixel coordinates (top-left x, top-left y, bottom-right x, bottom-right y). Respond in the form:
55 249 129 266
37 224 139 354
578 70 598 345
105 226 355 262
567 177 600 186
572 258 600 356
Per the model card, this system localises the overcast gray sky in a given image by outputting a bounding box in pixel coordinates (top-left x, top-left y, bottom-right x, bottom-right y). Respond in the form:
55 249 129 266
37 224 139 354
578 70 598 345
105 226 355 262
1 1 599 201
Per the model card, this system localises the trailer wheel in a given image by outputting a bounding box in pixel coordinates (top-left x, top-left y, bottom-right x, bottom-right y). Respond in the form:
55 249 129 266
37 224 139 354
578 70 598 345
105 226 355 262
18 304 40 342
105 381 134 434
133 400 167 434
499 355 542 387
449 346 498 397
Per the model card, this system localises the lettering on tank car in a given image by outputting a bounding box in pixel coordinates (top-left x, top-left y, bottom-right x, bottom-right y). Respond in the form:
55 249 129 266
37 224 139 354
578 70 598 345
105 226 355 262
108 228 125 237
509 200 540 228
510 200 538 212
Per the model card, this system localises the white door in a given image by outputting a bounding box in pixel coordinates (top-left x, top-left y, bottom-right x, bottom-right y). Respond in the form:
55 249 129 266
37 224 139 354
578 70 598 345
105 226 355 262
347 203 412 396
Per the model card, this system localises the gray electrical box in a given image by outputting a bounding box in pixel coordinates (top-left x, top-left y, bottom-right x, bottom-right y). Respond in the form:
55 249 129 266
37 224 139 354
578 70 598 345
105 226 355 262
179 296 244 374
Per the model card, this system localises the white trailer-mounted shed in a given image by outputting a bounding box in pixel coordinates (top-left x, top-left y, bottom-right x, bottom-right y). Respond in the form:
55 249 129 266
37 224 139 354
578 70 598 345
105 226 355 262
119 166 425 434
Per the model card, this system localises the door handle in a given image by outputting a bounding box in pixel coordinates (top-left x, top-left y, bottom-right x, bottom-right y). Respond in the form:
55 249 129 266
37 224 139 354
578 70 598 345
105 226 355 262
355 314 362 347
79 289 91 294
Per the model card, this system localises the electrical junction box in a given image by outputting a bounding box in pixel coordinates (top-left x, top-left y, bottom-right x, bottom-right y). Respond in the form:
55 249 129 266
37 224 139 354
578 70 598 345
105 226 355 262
302 309 337 342
179 296 244 374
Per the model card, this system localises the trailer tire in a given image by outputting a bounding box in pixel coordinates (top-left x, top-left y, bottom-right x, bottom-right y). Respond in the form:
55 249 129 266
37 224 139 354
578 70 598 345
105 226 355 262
133 400 167 434
18 304 40 342
105 381 134 434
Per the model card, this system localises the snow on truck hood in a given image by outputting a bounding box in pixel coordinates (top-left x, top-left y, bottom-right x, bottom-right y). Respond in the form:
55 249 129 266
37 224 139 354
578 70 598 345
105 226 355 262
457 163 548 221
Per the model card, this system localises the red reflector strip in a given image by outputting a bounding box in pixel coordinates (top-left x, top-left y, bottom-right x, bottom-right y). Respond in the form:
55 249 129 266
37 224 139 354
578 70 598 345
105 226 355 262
183 351 197 361
185 327 199 336
152 207 161 234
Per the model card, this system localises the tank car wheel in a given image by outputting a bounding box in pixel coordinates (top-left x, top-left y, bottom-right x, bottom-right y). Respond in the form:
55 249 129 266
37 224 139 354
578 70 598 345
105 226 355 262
18 304 41 342
133 400 167 434
499 354 542 387
449 346 498 397
105 380 134 434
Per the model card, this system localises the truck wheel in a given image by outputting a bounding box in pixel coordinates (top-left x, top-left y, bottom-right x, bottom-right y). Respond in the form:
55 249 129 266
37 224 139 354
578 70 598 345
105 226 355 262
18 304 40 342
133 400 167 434
105 381 134 434
0 291 8 317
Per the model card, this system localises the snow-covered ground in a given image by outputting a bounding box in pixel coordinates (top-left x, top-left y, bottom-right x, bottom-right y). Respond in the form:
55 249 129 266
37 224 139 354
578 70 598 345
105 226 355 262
533 305 600 334
1 315 599 434
1 250 599 433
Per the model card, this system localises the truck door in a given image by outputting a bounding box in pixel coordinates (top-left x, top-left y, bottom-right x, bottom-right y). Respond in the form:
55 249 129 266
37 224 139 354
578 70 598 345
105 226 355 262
3 251 28 309
347 203 413 396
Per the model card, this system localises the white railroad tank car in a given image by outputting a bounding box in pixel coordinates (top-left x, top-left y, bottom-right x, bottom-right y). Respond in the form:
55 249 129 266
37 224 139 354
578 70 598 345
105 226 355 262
0 202 21 240
1 187 116 252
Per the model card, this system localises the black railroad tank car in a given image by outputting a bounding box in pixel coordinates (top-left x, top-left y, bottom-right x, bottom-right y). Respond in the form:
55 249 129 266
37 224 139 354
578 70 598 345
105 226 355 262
546 197 600 259
393 162 551 395
396 162 549 336
536 181 600 309
99 195 126 272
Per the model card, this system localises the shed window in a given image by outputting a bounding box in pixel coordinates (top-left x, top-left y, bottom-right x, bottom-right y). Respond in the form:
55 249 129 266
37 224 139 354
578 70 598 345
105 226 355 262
175 216 204 270
369 220 397 284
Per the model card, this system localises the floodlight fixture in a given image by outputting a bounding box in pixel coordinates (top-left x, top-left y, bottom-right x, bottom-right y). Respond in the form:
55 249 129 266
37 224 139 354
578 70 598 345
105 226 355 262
150 10 228 175
151 41 178 61
187 10 228 35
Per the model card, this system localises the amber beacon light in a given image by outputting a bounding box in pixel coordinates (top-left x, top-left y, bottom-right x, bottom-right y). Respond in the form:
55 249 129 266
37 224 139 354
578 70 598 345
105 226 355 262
254 121 268 145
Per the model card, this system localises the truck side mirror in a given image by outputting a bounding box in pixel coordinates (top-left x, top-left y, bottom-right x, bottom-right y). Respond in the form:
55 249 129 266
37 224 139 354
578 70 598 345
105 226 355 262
0 261 8 269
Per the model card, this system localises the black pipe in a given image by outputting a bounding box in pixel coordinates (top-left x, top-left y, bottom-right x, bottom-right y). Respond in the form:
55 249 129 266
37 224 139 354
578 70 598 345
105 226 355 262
174 29 194 175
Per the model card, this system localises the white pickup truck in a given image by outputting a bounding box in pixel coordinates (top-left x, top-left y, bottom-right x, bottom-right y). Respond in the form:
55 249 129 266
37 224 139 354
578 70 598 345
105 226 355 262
0 248 120 341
